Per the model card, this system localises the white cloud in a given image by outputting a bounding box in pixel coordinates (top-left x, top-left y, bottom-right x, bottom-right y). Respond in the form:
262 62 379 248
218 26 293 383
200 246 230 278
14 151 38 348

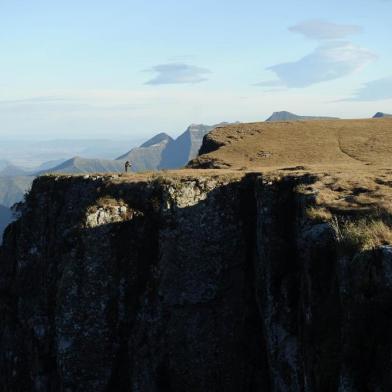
257 19 376 89
259 41 376 88
289 20 362 40
145 63 211 85
344 76 392 101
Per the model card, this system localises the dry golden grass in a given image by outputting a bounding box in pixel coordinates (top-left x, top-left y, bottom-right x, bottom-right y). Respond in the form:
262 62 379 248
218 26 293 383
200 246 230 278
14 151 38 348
295 169 392 216
305 206 333 222
294 168 392 253
330 217 392 252
190 118 392 170
44 117 392 254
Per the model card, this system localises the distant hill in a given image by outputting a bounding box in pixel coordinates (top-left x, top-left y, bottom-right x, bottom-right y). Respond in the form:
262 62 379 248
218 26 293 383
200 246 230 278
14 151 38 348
0 204 13 244
159 123 237 169
189 118 392 169
0 176 32 208
115 123 229 171
0 164 28 177
0 176 33 242
33 159 68 172
116 133 173 171
266 111 340 122
159 124 216 169
37 156 124 174
0 160 10 171
373 112 392 118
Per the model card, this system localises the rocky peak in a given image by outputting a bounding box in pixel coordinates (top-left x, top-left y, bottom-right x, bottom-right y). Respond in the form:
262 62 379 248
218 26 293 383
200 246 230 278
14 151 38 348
140 132 173 148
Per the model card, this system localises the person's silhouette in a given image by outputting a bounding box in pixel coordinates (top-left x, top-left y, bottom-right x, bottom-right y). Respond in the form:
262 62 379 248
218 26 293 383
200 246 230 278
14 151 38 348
124 161 131 172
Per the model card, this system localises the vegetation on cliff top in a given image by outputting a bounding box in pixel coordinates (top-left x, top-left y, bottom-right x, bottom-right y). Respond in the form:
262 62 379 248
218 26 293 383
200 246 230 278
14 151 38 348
190 118 392 170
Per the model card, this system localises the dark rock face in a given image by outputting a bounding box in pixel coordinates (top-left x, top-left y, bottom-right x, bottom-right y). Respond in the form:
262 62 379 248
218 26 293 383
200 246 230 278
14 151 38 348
1 174 392 391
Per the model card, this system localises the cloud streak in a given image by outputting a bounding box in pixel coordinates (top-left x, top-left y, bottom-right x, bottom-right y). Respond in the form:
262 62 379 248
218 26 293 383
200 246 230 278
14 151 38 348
145 63 211 85
0 96 70 105
344 76 392 101
289 20 362 40
258 19 375 89
259 41 376 88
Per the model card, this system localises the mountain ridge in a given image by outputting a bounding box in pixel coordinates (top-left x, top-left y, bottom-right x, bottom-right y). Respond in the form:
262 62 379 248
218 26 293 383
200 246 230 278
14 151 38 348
266 111 340 122
116 133 174 171
36 156 125 174
373 112 392 118
116 123 228 171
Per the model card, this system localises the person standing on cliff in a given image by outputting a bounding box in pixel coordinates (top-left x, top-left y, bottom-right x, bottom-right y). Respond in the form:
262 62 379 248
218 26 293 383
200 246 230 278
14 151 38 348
124 161 132 172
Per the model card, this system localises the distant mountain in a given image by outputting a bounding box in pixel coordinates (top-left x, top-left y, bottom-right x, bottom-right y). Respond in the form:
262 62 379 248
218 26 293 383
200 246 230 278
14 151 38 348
266 111 340 122
33 158 68 172
159 124 227 169
115 124 228 171
373 112 392 118
0 204 13 244
0 160 10 171
116 133 173 171
0 175 33 243
0 138 140 168
38 156 125 174
0 176 32 208
0 164 28 177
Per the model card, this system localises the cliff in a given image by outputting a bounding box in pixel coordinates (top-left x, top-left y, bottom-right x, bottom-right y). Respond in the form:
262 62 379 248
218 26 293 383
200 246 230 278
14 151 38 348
2 169 392 391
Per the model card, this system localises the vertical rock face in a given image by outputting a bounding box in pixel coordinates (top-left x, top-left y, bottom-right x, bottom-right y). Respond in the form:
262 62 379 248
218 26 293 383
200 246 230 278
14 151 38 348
1 173 392 391
0 174 268 392
255 178 304 391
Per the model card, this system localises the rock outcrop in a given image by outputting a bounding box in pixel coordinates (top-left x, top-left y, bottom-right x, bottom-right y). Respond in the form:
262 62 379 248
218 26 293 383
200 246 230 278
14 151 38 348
1 172 392 391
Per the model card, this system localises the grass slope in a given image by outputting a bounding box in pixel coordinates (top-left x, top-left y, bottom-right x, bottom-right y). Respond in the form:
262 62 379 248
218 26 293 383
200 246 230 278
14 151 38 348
190 118 392 170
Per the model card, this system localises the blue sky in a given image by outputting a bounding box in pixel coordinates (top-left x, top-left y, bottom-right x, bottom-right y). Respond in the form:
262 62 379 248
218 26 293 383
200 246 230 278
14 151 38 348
0 0 391 139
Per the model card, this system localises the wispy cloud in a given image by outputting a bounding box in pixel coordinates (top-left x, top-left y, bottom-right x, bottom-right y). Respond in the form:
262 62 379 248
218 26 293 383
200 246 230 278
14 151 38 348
260 41 376 88
0 96 69 105
257 19 375 89
343 76 392 101
145 63 211 85
289 20 362 40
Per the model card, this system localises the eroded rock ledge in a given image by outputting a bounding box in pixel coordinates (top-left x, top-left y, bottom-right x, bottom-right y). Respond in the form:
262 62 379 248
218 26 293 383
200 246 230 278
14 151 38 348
1 172 391 391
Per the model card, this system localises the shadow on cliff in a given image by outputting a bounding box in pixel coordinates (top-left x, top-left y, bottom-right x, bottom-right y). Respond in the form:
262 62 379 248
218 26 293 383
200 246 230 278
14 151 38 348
96 174 271 392
3 172 392 391
0 174 271 392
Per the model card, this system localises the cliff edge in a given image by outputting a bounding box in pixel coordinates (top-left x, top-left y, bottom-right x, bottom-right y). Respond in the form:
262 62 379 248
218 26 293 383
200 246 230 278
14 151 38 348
2 168 392 390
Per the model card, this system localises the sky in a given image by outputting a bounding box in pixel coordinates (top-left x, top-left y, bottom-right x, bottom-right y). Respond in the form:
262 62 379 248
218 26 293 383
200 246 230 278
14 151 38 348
0 0 391 140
